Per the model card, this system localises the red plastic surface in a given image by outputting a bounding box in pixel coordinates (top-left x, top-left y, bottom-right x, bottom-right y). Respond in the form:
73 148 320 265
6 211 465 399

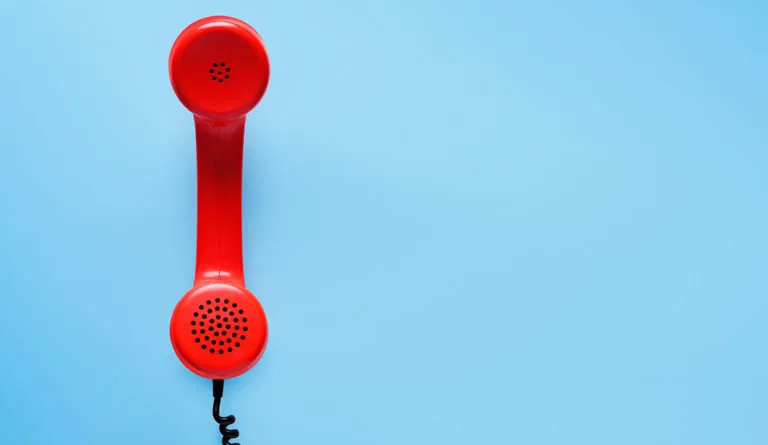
168 16 270 380
169 16 269 121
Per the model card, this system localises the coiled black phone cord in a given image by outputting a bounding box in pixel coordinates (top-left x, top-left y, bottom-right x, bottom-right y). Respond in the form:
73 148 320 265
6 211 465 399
212 379 241 445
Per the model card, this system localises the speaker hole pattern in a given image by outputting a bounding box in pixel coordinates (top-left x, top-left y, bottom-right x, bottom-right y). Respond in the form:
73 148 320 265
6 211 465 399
210 62 231 83
192 298 247 355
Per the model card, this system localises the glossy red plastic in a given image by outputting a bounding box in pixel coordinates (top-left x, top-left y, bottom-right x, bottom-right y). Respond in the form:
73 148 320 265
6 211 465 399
168 16 270 380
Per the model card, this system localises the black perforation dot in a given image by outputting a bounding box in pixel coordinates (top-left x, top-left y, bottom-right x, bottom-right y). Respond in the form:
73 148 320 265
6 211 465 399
243 327 248 332
205 336 210 341
215 298 221 303
235 342 240 347
195 338 200 343
206 300 211 305
191 321 196 326
191 330 197 335
200 329 206 334
241 335 246 340
242 318 248 322
239 310 244 314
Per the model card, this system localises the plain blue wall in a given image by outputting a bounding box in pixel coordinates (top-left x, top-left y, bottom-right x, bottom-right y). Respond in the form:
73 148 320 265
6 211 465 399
1 1 767 444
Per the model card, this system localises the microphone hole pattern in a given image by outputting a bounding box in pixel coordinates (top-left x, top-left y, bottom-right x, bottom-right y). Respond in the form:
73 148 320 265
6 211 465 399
209 62 232 83
192 297 248 355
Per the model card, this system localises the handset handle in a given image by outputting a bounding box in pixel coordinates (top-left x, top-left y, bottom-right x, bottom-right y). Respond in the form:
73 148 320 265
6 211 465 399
193 115 246 285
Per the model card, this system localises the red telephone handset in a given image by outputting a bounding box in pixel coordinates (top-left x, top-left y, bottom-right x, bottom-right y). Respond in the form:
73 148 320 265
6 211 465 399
167 15 270 444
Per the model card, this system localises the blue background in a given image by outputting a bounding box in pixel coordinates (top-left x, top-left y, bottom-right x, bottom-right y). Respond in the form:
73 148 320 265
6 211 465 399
0 0 766 444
